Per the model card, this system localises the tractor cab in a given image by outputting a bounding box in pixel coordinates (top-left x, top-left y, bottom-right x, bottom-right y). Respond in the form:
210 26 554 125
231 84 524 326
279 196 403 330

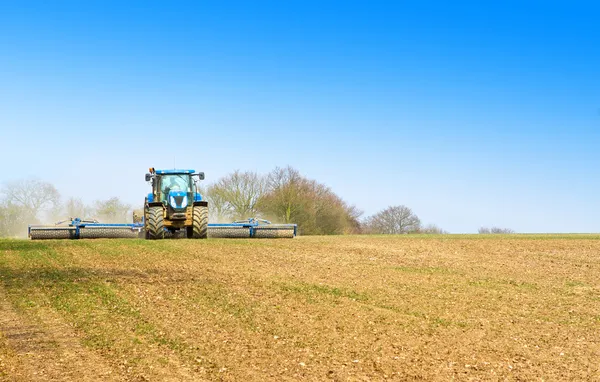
146 169 204 206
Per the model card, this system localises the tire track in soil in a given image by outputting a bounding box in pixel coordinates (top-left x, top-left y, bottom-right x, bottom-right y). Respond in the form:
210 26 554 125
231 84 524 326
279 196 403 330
0 287 121 382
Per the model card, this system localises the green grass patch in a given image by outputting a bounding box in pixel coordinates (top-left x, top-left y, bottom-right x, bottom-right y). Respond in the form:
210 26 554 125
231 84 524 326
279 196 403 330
565 280 589 288
0 258 188 360
191 281 260 330
467 277 538 290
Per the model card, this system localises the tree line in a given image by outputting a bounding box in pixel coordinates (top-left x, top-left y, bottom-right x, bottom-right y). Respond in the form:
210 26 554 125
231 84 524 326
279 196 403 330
0 179 131 237
204 167 364 235
0 166 514 237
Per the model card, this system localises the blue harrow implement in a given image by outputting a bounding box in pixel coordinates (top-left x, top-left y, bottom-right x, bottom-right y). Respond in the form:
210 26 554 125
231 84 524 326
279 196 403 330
209 218 297 238
28 218 144 240
28 217 296 240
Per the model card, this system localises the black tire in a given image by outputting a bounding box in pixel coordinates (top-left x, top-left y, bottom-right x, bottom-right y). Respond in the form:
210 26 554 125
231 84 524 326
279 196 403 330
191 205 208 239
146 206 165 240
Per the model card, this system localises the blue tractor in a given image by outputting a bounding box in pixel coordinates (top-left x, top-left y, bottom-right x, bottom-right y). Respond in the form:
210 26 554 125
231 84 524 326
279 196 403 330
144 168 208 239
28 168 297 240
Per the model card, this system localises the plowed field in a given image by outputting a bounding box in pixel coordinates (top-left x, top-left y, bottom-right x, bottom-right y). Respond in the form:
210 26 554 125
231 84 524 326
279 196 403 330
1 235 600 381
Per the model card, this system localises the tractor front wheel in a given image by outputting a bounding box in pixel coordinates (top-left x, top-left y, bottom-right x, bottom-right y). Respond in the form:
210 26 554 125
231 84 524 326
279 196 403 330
190 205 208 239
146 206 165 240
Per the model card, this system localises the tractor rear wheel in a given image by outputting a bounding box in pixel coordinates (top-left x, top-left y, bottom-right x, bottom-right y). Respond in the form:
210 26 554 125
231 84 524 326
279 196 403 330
190 205 208 239
146 206 165 240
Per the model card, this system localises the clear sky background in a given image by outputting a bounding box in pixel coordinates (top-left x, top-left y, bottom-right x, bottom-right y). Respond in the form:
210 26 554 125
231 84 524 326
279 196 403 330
1 1 599 233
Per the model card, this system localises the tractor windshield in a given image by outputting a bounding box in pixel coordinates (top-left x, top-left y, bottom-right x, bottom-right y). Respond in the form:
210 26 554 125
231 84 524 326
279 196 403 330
160 174 192 196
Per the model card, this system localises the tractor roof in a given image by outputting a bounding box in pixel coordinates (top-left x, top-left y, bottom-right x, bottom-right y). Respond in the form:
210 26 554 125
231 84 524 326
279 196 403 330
155 169 195 175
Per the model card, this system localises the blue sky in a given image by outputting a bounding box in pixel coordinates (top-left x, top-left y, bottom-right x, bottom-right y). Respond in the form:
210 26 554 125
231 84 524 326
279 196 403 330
1 1 599 233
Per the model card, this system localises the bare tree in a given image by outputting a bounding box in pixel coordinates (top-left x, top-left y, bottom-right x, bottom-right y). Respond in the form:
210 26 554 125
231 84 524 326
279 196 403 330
418 224 448 234
266 166 303 191
1 179 60 222
343 204 364 234
0 201 33 237
42 196 98 224
204 186 230 222
309 180 363 235
202 166 361 234
363 205 421 234
259 166 305 224
205 170 266 221
478 226 515 234
94 197 131 223
64 197 88 218
258 166 362 235
60 197 96 220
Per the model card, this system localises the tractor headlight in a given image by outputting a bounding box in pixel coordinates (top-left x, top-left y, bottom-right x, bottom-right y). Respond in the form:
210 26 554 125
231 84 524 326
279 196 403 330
181 195 188 208
170 195 177 208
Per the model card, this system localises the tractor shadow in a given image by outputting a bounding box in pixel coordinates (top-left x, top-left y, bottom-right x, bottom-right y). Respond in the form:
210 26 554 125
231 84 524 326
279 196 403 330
0 266 159 290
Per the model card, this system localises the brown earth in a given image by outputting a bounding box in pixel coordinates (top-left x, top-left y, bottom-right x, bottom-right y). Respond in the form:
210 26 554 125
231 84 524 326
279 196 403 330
1 235 600 381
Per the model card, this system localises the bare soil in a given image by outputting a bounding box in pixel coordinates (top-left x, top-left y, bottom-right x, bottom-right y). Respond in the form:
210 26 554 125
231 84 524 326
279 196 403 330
1 235 600 381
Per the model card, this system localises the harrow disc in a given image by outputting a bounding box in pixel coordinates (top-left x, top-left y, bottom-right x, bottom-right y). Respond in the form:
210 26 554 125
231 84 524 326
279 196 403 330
253 225 296 238
79 226 141 239
208 226 251 238
29 227 77 240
